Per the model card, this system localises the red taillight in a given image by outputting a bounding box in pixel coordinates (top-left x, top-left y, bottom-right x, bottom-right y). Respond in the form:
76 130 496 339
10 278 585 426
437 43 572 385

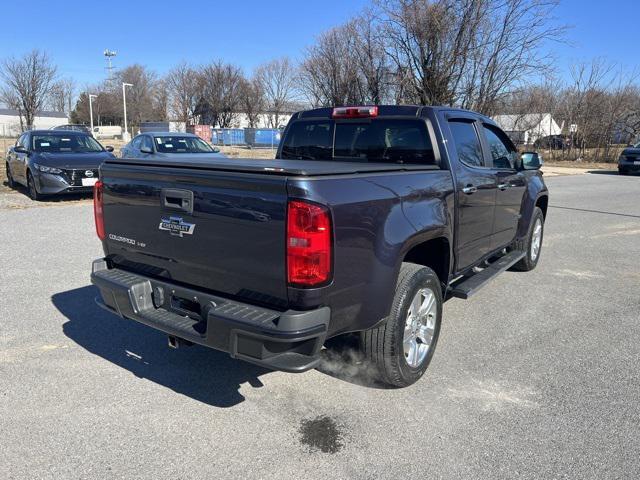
332 105 378 119
287 200 332 287
93 180 105 240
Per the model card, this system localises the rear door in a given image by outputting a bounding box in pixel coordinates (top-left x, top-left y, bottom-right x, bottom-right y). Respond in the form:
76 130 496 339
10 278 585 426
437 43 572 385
445 116 497 271
479 123 527 250
100 162 290 308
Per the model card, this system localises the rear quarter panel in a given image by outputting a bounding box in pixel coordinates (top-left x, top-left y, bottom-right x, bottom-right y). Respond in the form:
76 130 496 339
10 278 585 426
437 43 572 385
288 170 454 336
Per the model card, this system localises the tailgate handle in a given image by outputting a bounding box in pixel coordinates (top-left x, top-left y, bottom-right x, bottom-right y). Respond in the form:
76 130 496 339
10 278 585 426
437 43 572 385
161 188 194 214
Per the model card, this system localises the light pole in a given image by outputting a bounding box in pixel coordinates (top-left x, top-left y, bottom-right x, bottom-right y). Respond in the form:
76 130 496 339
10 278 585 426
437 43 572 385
88 94 97 136
122 82 133 141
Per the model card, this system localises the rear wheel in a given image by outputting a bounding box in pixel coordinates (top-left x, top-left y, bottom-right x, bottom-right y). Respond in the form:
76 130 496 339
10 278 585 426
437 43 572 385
511 207 544 272
360 263 442 388
5 163 15 189
27 171 43 201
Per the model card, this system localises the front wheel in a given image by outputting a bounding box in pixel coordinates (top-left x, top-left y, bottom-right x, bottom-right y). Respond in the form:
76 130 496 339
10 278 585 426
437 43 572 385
360 263 443 388
619 168 628 176
511 207 544 272
27 171 43 201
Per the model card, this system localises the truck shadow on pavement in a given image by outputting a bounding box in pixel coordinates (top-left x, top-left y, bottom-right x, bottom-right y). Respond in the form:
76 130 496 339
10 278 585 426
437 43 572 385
52 285 270 408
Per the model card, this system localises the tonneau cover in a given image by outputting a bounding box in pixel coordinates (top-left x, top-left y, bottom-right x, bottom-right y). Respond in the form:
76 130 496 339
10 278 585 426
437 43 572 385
104 156 439 176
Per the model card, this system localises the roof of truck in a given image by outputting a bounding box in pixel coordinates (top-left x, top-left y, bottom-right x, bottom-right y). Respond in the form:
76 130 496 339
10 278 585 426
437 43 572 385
293 105 494 123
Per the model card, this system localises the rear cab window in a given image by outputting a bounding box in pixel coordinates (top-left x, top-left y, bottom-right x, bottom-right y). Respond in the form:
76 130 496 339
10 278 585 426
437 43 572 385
280 118 437 166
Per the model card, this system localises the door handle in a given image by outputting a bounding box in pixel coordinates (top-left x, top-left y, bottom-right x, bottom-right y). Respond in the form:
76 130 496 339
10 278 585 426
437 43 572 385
462 186 477 194
497 183 510 190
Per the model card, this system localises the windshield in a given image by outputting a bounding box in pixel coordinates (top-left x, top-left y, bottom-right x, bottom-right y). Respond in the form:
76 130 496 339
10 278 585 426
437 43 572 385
154 136 214 153
280 119 436 165
32 134 104 153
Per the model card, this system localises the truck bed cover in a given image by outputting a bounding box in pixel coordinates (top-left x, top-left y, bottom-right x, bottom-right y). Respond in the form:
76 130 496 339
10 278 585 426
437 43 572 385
104 157 439 176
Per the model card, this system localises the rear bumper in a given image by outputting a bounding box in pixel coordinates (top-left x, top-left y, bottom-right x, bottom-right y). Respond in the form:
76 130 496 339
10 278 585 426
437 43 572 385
618 160 640 172
90 259 330 372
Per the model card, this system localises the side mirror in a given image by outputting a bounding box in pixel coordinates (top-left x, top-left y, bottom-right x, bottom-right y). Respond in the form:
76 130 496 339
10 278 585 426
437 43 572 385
140 146 153 154
521 152 543 170
212 147 220 153
105 146 114 152
14 145 27 153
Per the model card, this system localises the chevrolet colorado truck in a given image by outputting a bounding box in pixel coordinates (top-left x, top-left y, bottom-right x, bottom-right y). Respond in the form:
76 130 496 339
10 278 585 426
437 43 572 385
90 105 548 387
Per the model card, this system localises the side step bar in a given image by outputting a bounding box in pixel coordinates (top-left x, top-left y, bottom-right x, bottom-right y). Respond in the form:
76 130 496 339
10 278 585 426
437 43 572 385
449 250 526 300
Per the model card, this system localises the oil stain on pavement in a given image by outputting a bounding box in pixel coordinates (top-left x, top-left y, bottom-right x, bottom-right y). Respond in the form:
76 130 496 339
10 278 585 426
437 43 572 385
299 415 344 454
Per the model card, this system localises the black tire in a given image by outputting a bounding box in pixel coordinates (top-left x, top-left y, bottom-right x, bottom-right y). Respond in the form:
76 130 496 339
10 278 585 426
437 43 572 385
359 263 443 388
619 168 628 176
27 171 43 201
511 207 544 272
5 162 15 189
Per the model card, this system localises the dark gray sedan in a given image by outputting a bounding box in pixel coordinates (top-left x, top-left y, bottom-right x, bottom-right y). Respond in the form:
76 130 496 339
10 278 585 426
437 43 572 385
618 142 640 175
5 130 115 200
121 132 226 159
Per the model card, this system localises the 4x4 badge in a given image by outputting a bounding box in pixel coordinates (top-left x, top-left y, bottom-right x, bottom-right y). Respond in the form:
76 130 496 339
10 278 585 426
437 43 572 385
159 216 195 237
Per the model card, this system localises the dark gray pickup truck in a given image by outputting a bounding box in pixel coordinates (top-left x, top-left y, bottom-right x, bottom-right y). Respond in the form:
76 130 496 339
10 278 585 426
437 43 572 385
91 105 548 387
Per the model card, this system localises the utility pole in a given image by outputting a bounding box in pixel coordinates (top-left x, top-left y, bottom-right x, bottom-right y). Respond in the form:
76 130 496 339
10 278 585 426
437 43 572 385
122 83 133 141
89 94 97 136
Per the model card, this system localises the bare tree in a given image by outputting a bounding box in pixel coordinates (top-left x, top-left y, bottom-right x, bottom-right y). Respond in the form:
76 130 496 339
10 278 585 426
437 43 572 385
239 77 266 128
165 62 200 125
200 61 244 128
299 24 362 106
152 77 169 121
255 57 297 127
0 50 57 130
49 78 75 114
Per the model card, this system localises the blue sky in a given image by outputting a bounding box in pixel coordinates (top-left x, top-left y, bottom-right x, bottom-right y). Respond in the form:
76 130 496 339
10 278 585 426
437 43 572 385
0 0 636 87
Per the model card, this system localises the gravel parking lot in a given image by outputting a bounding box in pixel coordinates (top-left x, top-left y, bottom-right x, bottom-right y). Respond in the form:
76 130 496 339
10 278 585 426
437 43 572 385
1 172 639 479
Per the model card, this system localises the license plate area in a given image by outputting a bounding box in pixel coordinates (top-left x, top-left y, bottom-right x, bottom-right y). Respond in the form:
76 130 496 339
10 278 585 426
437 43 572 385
82 177 98 187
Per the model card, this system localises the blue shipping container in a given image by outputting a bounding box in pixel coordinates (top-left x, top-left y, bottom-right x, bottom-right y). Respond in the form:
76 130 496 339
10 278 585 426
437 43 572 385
253 129 282 147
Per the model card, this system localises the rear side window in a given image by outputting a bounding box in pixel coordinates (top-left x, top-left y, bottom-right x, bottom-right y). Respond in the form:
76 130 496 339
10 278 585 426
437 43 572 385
281 119 436 165
448 121 484 167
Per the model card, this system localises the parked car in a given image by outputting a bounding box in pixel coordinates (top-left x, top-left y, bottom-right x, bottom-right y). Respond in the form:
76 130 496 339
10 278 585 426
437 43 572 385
5 130 115 200
92 125 122 139
52 124 92 135
120 132 225 159
618 142 640 175
533 135 567 150
90 105 548 387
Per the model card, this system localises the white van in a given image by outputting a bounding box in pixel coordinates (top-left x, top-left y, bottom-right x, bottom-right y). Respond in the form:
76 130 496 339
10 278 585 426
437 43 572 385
93 125 123 139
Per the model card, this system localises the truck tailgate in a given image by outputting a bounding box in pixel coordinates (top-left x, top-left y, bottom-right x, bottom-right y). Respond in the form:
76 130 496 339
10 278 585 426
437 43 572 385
100 162 289 308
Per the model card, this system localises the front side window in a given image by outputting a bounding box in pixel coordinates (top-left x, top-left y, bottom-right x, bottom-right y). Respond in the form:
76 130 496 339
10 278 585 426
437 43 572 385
154 136 214 153
448 120 484 167
31 134 103 153
483 124 517 169
131 136 143 149
141 135 154 151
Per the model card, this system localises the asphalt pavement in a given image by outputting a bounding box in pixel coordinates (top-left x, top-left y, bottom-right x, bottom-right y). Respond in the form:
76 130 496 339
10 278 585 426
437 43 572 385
1 172 639 479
